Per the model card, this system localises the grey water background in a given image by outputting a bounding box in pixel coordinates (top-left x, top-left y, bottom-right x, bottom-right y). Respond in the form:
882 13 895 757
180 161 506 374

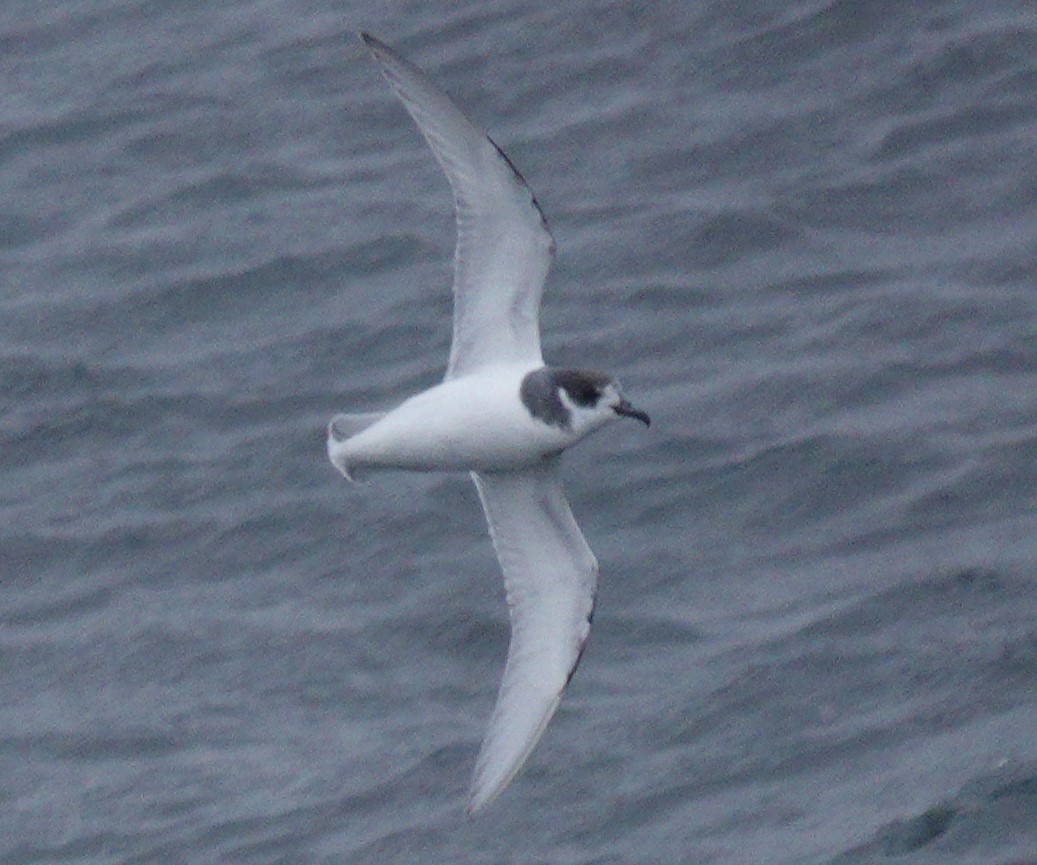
3 0 1037 861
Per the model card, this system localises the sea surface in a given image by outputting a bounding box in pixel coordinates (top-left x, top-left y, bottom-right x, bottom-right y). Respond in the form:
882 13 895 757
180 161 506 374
3 1 1037 863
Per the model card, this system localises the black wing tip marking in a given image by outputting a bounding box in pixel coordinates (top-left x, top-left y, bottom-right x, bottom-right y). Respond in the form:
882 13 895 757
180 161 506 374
358 33 556 257
564 586 598 688
487 134 557 255
359 32 401 66
359 31 383 47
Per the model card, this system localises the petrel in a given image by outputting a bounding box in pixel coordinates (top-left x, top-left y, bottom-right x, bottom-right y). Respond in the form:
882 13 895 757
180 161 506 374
327 33 649 813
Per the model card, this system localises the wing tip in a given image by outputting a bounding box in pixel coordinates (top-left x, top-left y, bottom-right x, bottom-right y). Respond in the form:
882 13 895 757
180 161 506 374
464 687 565 814
359 31 395 64
465 752 508 815
465 789 492 817
464 759 515 816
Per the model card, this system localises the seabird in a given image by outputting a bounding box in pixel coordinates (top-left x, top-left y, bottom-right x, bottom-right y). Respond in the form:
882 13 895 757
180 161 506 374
327 33 649 813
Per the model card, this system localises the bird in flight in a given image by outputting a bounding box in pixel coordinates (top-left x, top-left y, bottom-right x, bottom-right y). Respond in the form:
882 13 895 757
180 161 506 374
328 33 650 813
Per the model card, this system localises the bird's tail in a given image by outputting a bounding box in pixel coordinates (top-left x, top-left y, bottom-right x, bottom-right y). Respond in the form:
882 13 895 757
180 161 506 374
327 412 385 482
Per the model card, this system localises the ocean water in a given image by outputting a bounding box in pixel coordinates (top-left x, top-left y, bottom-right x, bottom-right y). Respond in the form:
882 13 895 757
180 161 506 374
3 0 1037 862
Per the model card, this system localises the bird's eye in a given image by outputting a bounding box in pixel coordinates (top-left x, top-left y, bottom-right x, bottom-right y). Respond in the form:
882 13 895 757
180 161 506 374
567 385 599 407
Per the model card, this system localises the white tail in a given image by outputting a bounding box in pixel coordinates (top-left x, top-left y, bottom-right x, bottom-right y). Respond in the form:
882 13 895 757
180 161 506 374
327 412 386 482
328 412 386 442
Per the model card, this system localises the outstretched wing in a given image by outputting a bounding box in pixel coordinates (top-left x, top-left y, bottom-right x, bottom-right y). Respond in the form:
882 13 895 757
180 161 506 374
467 459 598 813
360 33 555 380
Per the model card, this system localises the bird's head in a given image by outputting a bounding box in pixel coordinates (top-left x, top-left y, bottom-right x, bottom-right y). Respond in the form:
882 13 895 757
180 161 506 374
521 367 650 437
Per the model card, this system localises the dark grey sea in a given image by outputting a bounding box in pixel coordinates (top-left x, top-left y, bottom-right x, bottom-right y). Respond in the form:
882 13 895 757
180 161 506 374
3 1 1037 862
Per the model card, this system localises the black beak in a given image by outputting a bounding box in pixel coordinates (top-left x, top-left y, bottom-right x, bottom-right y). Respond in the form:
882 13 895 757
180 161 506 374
614 399 651 427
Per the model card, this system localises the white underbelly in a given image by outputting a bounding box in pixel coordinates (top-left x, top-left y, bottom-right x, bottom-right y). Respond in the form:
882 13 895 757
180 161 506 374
337 366 568 474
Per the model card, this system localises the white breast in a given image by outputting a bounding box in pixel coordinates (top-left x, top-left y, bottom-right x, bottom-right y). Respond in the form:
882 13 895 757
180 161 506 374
336 365 572 474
